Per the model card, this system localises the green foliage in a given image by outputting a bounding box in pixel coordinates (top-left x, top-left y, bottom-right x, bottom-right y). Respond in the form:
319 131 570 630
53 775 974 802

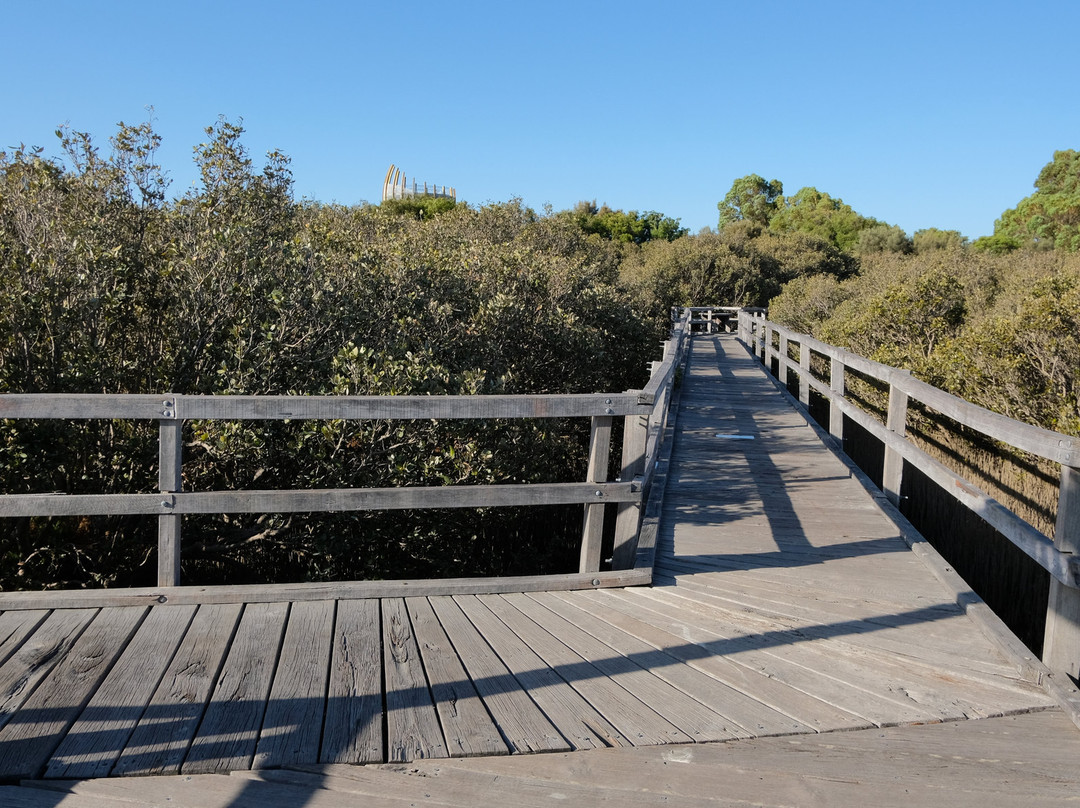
0 121 655 590
620 221 855 334
565 201 687 244
717 174 783 229
854 223 913 255
378 195 458 219
992 149 1080 251
913 228 968 254
768 187 879 252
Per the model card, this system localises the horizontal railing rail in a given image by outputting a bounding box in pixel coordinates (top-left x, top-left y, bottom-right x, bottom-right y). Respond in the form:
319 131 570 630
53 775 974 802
735 309 1080 680
0 312 692 591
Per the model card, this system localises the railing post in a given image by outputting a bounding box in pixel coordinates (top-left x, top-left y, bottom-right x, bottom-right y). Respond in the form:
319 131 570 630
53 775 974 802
829 356 845 443
778 333 789 386
798 341 811 406
612 409 649 570
764 324 774 370
882 373 909 506
1044 465 1080 683
579 415 613 573
158 397 183 587
756 317 766 362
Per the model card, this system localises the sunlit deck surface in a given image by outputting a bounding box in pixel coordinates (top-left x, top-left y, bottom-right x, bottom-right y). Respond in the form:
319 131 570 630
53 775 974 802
3 334 1079 806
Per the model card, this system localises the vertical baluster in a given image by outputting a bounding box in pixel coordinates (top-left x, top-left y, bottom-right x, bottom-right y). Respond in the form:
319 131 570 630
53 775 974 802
158 397 183 587
799 341 811 406
1044 465 1080 682
882 373 909 506
579 415 613 573
829 355 845 443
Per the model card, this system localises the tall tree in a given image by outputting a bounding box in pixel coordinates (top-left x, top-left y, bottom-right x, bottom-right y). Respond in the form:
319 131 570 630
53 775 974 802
768 186 879 252
992 149 1080 251
717 174 783 229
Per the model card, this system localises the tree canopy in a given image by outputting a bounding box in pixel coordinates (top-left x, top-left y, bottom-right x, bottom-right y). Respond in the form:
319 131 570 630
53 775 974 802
717 174 784 229
989 149 1080 252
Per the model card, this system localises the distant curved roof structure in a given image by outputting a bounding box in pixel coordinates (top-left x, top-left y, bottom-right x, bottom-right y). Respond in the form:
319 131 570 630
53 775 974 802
382 164 456 202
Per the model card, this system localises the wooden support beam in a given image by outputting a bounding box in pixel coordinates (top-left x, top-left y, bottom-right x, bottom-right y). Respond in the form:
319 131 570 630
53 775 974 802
579 416 613 574
829 356 845 443
1044 465 1080 683
778 333 789 386
798 342 811 406
882 374 910 507
158 414 183 587
612 410 649 570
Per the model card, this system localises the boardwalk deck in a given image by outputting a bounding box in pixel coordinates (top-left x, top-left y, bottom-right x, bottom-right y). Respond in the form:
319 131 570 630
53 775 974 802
0 334 1071 800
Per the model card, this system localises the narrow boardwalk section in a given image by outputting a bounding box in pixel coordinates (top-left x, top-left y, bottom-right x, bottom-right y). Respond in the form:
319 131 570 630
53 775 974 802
0 334 1061 789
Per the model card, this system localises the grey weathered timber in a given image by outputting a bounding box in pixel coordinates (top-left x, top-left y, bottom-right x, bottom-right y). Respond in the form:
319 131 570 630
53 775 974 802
182 601 288 774
0 567 652 611
426 595 569 754
405 597 508 757
479 593 693 746
44 605 198 780
0 392 646 421
0 609 49 668
579 415 613 573
829 354 845 441
1044 465 1080 681
321 598 383 764
504 592 743 742
612 410 649 569
453 594 627 750
0 606 145 780
113 603 243 776
0 480 637 518
157 418 183 587
0 609 99 734
381 598 447 762
881 376 909 506
252 600 335 769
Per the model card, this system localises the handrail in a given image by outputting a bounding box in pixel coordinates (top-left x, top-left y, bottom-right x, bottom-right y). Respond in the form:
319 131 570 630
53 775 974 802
735 309 1080 680
0 311 693 590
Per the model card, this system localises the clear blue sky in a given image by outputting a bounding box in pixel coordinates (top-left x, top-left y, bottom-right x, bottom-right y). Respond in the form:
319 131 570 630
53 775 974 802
4 0 1077 239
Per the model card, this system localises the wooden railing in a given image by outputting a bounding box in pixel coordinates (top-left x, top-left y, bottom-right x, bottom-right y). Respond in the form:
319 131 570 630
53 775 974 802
0 314 690 592
735 309 1080 681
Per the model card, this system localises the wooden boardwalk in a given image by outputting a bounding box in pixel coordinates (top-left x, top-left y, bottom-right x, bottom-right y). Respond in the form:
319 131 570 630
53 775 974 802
1 333 1076 804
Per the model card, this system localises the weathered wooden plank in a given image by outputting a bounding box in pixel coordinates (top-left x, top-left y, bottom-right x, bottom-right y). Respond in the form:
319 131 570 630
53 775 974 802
0 567 652 611
504 592 743 742
0 481 637 518
0 391 647 421
0 609 49 668
44 604 197 779
0 394 172 420
0 606 145 780
576 589 867 732
453 594 626 750
381 597 447 762
252 600 335 769
627 586 959 726
24 772 432 808
426 595 568 754
541 591 808 737
480 593 694 746
182 601 288 773
405 596 508 758
321 597 383 764
112 602 243 776
0 609 98 735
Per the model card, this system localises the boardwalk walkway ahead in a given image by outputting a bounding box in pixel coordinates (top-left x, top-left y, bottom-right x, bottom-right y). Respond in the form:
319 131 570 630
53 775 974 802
2 334 1079 805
